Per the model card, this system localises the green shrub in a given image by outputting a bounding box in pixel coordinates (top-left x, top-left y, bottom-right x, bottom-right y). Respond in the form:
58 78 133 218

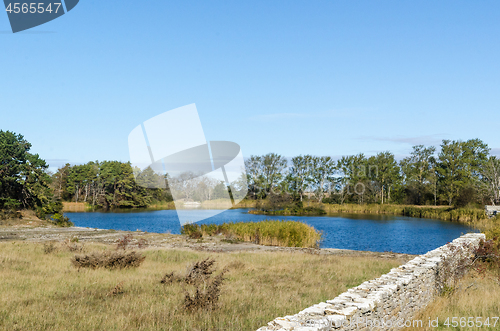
181 224 203 239
49 213 73 227
485 224 500 250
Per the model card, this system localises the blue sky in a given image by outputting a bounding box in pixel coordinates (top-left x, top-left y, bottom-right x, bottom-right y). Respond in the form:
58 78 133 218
1 1 500 171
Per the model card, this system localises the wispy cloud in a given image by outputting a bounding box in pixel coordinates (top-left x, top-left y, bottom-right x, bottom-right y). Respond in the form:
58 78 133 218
248 108 376 121
45 159 70 170
491 148 500 156
357 134 448 146
46 159 70 162
250 112 310 120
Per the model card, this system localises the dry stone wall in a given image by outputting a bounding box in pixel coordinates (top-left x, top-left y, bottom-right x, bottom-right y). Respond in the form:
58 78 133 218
257 233 485 331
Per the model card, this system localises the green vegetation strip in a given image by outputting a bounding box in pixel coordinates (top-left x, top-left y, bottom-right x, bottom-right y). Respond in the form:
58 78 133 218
322 203 488 223
249 205 327 216
182 220 322 248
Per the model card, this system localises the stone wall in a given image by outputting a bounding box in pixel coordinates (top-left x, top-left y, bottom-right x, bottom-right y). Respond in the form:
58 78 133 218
485 205 500 217
257 233 485 331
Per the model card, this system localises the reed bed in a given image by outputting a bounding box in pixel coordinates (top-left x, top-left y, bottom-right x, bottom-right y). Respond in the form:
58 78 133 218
200 199 233 209
249 206 327 216
402 206 487 223
143 201 176 210
234 199 259 208
323 203 406 215
182 220 322 248
62 202 95 212
322 203 488 224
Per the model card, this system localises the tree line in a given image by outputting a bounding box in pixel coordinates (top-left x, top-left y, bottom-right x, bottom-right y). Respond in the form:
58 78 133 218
0 131 56 214
50 161 173 209
0 131 173 214
245 139 500 207
2 130 500 215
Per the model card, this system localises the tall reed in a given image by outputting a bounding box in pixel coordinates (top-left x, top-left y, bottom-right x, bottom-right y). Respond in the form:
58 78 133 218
182 220 322 248
322 203 488 224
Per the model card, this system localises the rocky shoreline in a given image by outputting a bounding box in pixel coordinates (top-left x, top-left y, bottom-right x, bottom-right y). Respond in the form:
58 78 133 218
0 223 414 260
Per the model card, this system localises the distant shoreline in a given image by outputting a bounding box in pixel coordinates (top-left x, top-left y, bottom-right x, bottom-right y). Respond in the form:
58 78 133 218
62 201 491 229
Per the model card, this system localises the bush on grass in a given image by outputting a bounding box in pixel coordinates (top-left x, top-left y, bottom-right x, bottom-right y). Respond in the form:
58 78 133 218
160 258 228 311
71 250 145 269
43 242 57 254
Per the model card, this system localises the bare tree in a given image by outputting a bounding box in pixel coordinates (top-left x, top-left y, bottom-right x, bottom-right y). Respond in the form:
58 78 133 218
481 156 500 205
310 156 336 202
289 155 312 201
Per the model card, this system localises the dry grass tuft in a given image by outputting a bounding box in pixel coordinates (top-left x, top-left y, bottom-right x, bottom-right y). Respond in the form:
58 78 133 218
185 258 216 285
160 258 219 286
160 272 183 284
43 242 57 254
226 260 245 270
115 234 149 250
137 238 149 249
159 258 234 311
116 234 133 250
61 239 85 252
109 281 125 296
71 250 145 269
183 268 227 311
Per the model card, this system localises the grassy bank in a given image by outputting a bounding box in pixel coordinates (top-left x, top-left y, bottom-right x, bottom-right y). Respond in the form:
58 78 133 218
149 199 258 210
143 201 176 210
0 209 73 228
407 272 500 331
182 220 322 248
0 241 402 331
62 201 177 212
62 202 97 212
322 203 488 223
62 200 254 212
247 200 489 225
61 198 490 228
249 205 327 216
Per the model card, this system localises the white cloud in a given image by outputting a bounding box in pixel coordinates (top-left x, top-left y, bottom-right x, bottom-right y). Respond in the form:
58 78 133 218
249 112 310 120
357 134 448 146
248 107 376 121
491 148 500 156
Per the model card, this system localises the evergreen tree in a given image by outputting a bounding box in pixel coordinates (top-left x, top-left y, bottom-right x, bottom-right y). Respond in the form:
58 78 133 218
0 130 54 211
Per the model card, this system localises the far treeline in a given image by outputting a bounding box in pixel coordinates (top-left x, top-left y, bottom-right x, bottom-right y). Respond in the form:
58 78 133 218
51 161 173 209
244 138 500 208
1 130 500 217
0 131 173 217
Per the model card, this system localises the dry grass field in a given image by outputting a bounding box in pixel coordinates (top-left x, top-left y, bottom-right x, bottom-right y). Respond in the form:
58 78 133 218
0 240 404 331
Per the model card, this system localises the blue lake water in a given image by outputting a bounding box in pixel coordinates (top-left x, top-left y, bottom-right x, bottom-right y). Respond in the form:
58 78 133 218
66 208 477 255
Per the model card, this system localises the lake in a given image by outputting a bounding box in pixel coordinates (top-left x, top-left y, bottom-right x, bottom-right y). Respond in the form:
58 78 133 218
66 208 477 255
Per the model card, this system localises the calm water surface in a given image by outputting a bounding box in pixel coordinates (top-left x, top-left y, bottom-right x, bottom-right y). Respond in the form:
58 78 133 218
66 208 476 255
